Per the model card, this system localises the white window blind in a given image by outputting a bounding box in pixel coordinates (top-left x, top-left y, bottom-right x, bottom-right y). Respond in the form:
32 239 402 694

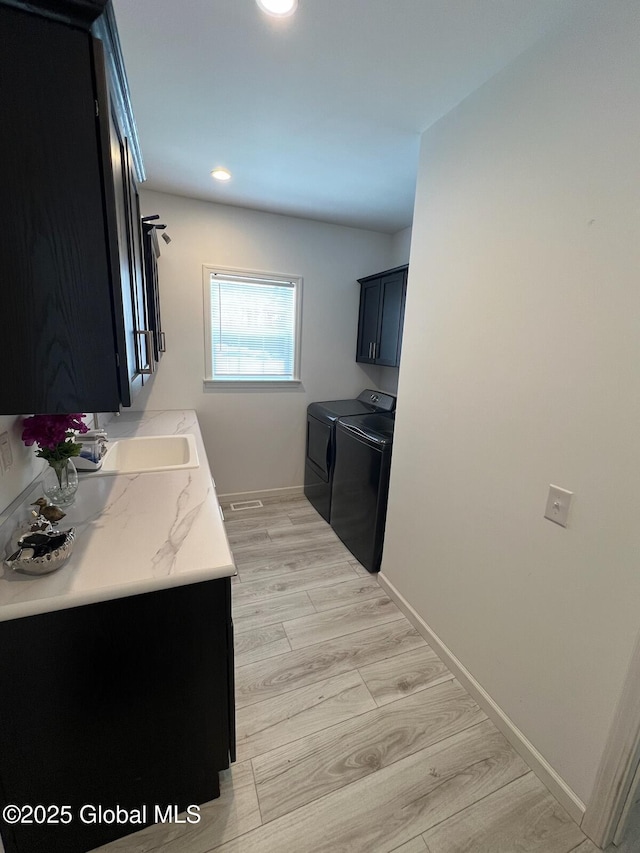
204 270 302 384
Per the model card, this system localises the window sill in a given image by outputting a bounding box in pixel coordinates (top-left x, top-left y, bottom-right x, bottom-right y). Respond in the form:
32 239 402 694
203 379 304 392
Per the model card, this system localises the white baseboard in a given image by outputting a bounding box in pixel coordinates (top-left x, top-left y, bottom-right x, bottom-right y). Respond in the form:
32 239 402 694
378 572 586 826
217 485 304 504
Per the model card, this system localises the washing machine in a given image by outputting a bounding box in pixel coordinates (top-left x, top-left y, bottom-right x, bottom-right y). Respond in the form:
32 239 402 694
304 389 395 522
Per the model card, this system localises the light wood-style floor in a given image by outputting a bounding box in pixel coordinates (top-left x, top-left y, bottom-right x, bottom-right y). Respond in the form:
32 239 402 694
94 495 601 853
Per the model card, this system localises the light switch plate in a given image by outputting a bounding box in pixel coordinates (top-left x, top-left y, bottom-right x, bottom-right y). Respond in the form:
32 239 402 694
544 484 573 528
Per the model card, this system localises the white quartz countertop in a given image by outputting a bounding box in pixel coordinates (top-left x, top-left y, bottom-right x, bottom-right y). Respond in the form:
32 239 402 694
0 410 235 622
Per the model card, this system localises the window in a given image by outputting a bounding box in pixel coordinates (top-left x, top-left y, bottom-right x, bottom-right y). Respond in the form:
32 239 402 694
203 266 302 388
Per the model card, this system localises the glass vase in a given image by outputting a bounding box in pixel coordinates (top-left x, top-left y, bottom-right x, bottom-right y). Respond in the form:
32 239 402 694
42 458 78 507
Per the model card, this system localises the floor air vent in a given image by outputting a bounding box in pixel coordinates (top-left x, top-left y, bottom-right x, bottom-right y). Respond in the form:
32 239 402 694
230 500 264 511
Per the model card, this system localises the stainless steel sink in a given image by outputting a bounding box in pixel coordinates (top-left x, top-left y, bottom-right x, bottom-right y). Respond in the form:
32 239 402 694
97 434 199 475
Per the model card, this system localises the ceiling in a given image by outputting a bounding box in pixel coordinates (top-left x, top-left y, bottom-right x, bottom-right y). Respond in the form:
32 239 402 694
112 0 583 234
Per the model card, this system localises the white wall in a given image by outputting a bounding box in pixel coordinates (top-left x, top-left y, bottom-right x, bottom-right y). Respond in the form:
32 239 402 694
0 416 45 517
383 1 640 808
135 191 393 494
390 226 412 267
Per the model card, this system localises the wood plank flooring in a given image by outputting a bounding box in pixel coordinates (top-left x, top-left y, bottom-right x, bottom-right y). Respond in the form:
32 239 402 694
92 495 600 853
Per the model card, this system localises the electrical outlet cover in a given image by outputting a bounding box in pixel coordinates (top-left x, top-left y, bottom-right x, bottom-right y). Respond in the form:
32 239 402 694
544 484 573 528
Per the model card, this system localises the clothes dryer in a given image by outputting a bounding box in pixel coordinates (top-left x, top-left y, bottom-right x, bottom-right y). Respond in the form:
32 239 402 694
330 412 395 572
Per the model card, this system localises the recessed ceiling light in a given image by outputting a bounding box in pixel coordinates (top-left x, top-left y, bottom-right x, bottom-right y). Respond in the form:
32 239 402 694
256 0 298 17
211 168 231 182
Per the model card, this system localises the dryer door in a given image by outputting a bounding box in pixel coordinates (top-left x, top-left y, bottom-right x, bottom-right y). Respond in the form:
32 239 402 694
306 413 332 481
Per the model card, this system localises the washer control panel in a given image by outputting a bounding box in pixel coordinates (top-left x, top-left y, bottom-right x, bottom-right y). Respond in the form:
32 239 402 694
357 389 396 412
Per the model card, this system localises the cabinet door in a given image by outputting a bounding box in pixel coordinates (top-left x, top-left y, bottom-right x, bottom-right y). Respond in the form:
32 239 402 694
356 280 381 363
107 115 144 399
0 5 121 414
108 117 154 396
123 138 155 384
142 223 164 363
376 269 407 367
0 580 232 853
126 158 153 379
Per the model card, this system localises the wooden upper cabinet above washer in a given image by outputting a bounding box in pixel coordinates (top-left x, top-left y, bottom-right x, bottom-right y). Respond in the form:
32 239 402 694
356 265 408 368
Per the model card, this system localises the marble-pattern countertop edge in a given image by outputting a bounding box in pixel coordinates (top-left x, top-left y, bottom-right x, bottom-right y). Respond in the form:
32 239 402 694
0 410 236 623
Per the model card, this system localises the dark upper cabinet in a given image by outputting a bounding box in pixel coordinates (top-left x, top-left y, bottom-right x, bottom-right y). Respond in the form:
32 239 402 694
105 118 151 396
95 1 153 391
103 95 139 405
129 182 154 376
356 265 408 368
0 0 148 414
141 219 166 364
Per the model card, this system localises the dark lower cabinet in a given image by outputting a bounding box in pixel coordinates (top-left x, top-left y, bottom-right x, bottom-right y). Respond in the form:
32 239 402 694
356 265 408 368
0 578 235 853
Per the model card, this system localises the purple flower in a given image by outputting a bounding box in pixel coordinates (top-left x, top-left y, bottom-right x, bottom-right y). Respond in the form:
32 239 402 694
22 414 89 450
65 414 89 435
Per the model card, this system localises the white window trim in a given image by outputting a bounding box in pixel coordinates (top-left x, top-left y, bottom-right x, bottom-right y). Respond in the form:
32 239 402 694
202 265 303 391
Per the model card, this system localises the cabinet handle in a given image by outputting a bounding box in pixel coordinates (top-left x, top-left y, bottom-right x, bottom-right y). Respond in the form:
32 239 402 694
372 342 377 360
136 330 155 374
368 342 373 358
159 331 166 353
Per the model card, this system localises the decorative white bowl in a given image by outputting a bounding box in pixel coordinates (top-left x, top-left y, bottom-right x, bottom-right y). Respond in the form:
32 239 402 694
5 528 76 576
